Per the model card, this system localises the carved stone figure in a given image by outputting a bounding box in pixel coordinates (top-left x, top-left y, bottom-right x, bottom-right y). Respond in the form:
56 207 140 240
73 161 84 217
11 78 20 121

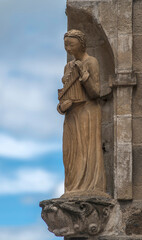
57 29 106 197
40 197 114 238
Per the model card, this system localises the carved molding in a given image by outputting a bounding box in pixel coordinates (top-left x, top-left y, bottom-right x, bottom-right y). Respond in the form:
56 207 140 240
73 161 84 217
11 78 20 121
40 197 114 238
109 72 137 88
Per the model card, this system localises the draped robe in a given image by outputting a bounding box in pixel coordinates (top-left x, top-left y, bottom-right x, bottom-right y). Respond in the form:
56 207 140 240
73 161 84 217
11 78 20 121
58 56 106 196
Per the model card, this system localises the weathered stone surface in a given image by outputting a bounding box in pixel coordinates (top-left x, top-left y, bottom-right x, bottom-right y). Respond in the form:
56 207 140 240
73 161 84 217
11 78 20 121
115 144 132 199
133 146 142 185
40 197 114 238
133 186 142 200
133 35 142 72
108 37 117 67
126 209 142 235
133 118 142 144
103 152 114 197
102 122 114 196
133 146 142 199
101 96 113 124
102 123 113 146
133 0 142 34
117 117 132 143
116 87 132 115
133 83 142 117
117 0 132 34
113 80 133 200
99 236 142 240
117 34 132 71
99 1 117 37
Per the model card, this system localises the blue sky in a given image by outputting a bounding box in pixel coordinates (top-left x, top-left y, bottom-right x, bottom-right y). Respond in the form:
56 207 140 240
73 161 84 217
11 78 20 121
0 0 66 239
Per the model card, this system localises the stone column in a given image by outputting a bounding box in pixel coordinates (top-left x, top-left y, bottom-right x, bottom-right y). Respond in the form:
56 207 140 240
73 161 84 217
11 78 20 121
113 0 136 200
113 73 136 200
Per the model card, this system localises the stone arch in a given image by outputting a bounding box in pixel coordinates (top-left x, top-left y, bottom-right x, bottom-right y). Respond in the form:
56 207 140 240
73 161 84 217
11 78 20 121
67 6 115 196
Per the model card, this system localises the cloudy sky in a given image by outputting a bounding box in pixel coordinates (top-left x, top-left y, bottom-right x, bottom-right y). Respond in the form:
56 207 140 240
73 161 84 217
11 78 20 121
0 0 66 239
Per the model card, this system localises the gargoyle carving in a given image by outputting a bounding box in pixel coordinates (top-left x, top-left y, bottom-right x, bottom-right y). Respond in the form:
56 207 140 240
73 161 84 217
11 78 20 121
40 197 114 237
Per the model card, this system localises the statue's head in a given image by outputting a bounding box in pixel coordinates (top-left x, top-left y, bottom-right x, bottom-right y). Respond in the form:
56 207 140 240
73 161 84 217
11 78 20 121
64 29 86 56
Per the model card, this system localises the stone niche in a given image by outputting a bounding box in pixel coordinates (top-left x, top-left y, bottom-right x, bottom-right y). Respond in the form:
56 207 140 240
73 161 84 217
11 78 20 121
66 5 115 197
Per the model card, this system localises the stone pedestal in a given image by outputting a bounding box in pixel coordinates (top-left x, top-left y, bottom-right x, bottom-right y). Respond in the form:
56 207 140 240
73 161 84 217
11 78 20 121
40 197 114 239
40 197 142 239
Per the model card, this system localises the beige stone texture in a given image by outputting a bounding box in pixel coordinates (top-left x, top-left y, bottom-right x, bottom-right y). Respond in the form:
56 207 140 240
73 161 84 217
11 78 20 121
133 146 142 188
102 123 114 196
117 0 132 34
117 117 132 143
133 75 142 117
99 1 117 38
133 118 142 144
133 0 142 34
116 87 132 115
116 144 132 199
108 37 118 69
117 34 132 71
114 85 133 200
101 97 113 124
133 35 142 72
132 0 142 201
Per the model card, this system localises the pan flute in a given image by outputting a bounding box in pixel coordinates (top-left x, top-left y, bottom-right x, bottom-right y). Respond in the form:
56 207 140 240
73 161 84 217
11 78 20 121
58 64 87 103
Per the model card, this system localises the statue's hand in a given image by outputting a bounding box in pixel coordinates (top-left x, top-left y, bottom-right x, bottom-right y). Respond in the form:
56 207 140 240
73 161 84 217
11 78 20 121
75 60 88 79
60 100 72 112
75 60 83 74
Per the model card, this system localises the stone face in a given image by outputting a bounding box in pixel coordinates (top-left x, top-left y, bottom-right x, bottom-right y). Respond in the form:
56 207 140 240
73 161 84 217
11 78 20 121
40 197 114 238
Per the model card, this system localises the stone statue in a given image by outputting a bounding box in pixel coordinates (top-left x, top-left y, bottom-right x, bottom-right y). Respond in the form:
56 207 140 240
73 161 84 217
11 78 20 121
57 29 106 197
40 30 113 239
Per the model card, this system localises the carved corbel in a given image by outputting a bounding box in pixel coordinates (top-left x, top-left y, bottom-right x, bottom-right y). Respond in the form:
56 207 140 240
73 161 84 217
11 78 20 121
40 197 114 238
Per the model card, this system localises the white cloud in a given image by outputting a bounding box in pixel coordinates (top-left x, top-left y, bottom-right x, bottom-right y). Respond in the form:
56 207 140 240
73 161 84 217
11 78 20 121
0 60 64 139
0 0 67 141
0 225 59 240
0 168 58 194
0 134 61 159
55 181 64 197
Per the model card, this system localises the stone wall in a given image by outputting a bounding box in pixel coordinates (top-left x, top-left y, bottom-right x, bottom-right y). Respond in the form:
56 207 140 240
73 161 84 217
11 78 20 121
133 0 142 200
